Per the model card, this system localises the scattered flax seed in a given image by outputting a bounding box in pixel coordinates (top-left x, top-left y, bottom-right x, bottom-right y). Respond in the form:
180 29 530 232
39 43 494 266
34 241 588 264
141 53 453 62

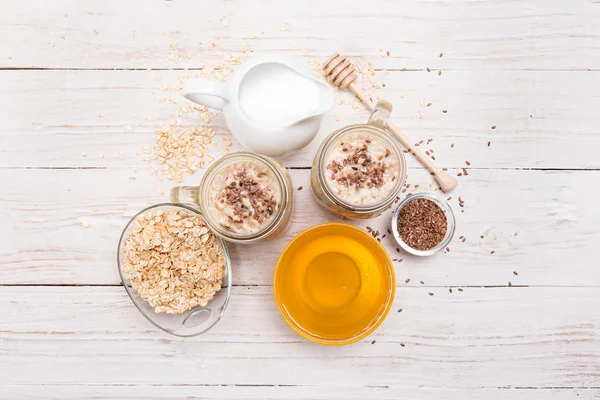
480 235 484 239
491 125 496 130
427 103 432 107
490 250 496 254
439 52 443 58
97 112 104 118
513 271 519 276
487 141 491 147
465 161 471 166
442 110 448 113
514 232 519 236
420 280 425 285
429 292 434 296
398 308 403 312
400 343 406 347
129 176 136 180
449 288 453 293
371 340 376 345
396 247 400 253
297 186 303 191
405 278 410 283
451 143 455 148
438 71 442 76
446 247 450 252
426 67 431 72
458 288 463 292
508 282 513 287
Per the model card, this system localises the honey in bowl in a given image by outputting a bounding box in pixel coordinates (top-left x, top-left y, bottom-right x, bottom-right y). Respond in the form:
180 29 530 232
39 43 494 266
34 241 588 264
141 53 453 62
274 223 395 345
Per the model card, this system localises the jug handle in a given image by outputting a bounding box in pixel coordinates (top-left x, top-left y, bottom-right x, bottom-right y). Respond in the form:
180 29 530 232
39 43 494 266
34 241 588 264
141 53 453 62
182 79 229 111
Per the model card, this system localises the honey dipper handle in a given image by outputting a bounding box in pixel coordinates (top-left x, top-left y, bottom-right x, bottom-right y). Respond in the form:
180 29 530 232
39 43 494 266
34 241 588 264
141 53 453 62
349 82 458 193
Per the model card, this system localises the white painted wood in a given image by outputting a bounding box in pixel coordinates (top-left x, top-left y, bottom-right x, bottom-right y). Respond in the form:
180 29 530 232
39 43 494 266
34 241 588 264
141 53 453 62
1 286 599 397
5 385 596 400
2 168 599 287
2 0 600 398
1 0 600 70
2 69 600 169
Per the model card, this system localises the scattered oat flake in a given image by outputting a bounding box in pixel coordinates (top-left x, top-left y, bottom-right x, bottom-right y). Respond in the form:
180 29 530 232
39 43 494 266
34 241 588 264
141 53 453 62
97 112 104 118
158 188 165 195
81 152 87 157
100 153 104 158
280 22 291 31
116 151 124 160
416 111 423 119
125 124 133 131
82 219 90 228
132 30 137 38
220 16 230 26
335 115 341 122
145 116 153 122
222 137 232 146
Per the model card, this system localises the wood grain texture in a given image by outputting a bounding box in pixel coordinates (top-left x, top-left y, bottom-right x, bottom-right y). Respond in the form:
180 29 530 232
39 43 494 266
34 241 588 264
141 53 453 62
2 0 600 398
2 69 600 169
1 286 599 395
2 167 599 287
1 0 600 70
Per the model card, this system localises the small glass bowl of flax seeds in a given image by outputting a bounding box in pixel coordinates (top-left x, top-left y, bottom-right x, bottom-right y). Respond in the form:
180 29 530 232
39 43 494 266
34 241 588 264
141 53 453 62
391 193 455 256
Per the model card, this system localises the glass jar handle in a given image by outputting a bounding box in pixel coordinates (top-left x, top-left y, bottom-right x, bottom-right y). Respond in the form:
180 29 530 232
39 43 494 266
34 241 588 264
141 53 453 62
170 186 200 205
367 100 393 129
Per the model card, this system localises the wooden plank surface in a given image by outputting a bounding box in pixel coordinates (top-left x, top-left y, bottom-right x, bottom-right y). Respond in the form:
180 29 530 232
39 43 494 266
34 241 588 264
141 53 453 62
1 0 599 398
0 286 598 396
2 168 599 287
2 69 600 169
1 0 600 70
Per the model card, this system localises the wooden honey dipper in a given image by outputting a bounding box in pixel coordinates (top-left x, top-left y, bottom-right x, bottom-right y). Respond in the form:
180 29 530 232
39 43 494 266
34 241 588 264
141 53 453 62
323 53 458 193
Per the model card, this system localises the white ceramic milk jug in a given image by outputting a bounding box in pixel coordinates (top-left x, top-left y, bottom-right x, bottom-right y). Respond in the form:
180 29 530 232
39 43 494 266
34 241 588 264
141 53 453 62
183 55 333 157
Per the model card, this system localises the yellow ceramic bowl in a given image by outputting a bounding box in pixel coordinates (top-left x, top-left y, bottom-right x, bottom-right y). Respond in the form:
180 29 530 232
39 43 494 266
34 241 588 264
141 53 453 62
274 223 396 345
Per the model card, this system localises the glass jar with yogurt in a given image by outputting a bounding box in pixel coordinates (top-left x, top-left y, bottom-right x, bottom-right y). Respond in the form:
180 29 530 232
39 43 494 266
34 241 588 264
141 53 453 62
311 101 406 219
171 152 293 243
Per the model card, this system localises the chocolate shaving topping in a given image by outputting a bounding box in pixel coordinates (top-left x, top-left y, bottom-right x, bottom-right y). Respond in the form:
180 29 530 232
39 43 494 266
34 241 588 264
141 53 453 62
326 140 390 191
216 168 278 225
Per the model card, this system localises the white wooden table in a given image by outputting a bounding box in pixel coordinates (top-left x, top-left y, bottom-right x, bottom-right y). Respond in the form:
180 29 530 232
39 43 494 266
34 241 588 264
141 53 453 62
1 1 599 398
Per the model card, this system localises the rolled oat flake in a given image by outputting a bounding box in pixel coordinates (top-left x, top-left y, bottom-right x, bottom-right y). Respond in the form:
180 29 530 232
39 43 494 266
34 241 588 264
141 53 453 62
397 198 448 250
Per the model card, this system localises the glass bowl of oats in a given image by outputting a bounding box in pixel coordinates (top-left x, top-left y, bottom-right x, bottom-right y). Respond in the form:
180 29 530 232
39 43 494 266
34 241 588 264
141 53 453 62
310 101 406 219
117 203 232 337
171 152 294 243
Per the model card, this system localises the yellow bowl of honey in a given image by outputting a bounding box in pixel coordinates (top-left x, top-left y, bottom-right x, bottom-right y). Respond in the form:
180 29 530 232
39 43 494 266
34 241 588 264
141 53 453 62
274 223 396 345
